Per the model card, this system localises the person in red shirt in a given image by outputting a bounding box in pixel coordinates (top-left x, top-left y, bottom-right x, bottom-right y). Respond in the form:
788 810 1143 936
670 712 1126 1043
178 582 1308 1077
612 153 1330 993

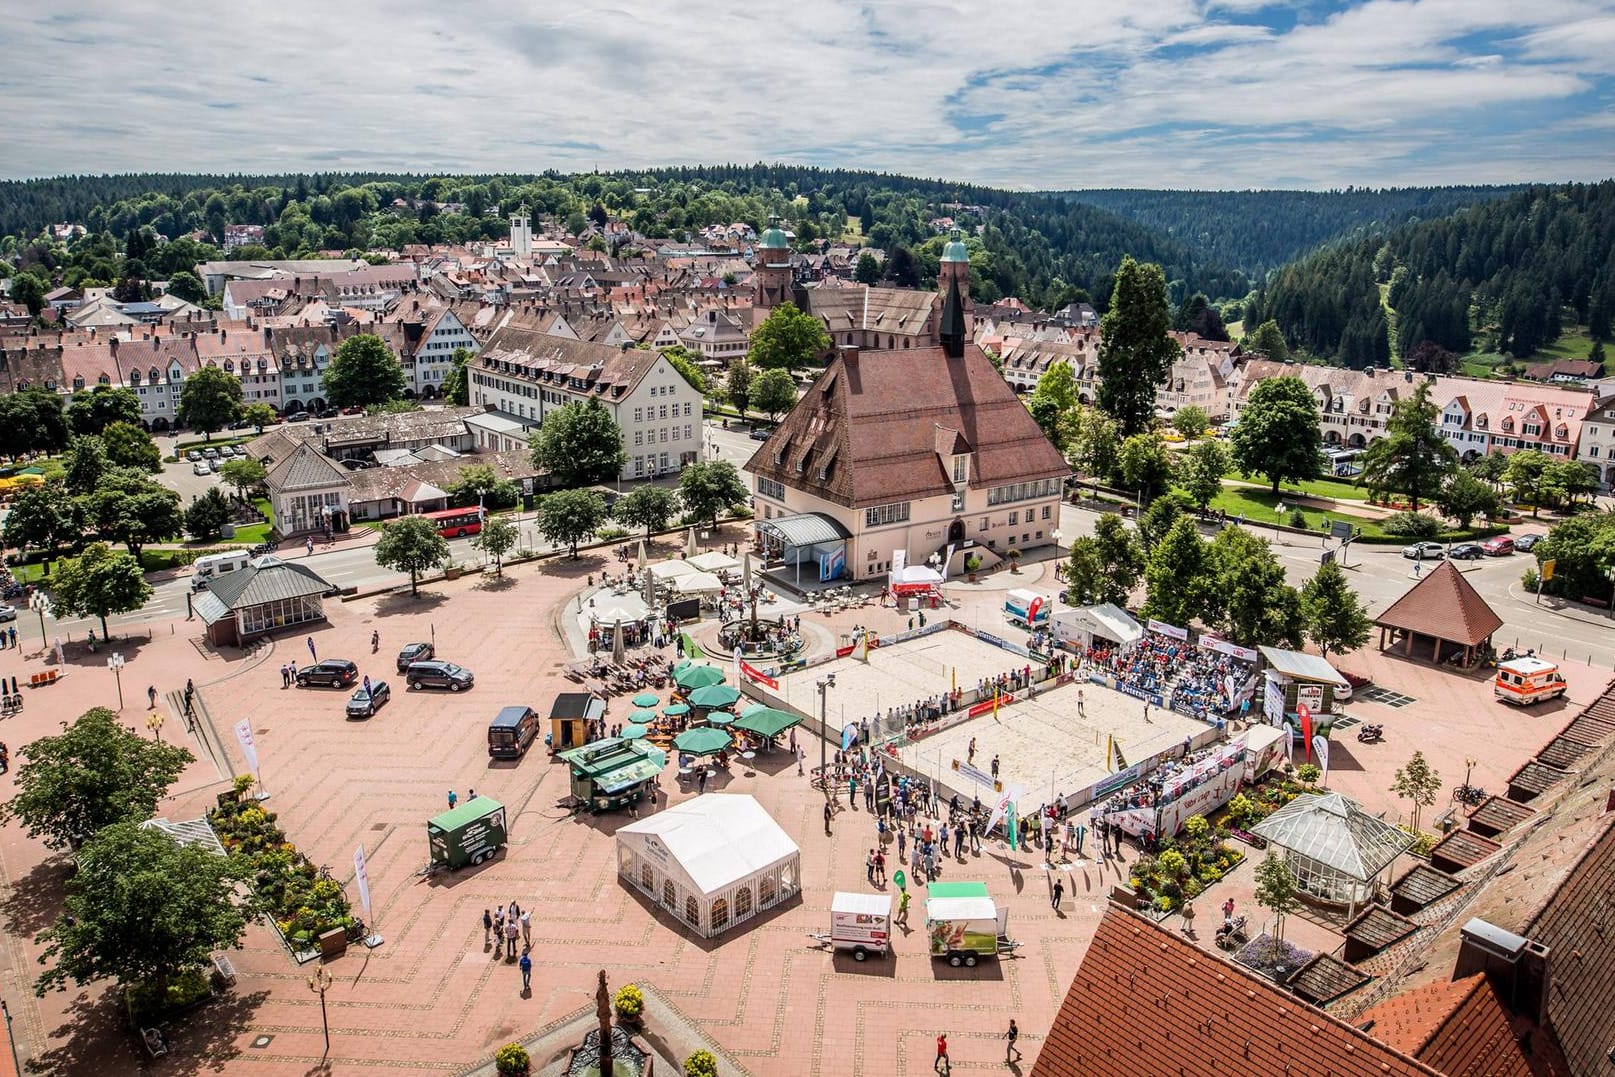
935 1032 950 1073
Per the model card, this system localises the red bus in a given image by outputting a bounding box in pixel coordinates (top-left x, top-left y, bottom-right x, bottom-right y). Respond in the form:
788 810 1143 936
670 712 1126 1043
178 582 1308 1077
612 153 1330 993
422 507 484 538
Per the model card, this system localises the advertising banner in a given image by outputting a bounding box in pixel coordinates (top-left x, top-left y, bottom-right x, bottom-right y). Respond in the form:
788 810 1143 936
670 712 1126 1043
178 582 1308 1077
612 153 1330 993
352 845 373 919
1199 635 1259 663
234 719 259 773
1147 619 1188 641
739 659 779 691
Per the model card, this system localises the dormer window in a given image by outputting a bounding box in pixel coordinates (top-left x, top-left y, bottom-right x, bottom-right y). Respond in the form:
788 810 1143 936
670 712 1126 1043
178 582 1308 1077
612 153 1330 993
98 374 110 385
953 454 969 483
1476 415 1488 430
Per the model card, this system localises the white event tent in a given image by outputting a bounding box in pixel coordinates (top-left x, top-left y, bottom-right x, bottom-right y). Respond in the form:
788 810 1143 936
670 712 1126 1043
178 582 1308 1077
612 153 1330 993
616 794 801 937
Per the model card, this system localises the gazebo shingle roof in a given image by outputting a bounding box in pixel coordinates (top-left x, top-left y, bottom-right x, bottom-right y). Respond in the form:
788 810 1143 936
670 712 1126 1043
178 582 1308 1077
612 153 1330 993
1373 560 1503 646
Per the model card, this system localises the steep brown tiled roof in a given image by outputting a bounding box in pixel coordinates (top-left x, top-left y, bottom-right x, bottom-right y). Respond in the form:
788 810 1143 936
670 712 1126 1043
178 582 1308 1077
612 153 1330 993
1288 952 1372 1004
1344 905 1422 957
1505 760 1569 802
745 344 1067 508
1359 974 1572 1076
1389 863 1462 915
1533 735 1593 772
1029 907 1440 1077
1463 796 1535 839
1428 828 1503 873
1373 560 1504 647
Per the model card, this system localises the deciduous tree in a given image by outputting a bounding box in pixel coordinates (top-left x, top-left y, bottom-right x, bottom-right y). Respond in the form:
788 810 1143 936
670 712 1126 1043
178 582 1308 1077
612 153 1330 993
1 481 79 574
1143 518 1210 628
1178 439 1229 512
34 821 252 998
473 515 518 576
441 346 473 407
1301 559 1371 657
1434 470 1499 529
1118 433 1174 505
0 388 70 457
531 399 627 488
242 402 278 433
1253 852 1300 944
538 487 607 558
1171 405 1210 441
1097 256 1180 437
0 707 193 853
374 514 449 597
66 385 143 436
678 461 748 529
1065 405 1119 481
1090 514 1144 606
854 251 881 285
1359 380 1456 511
751 368 798 421
1231 376 1322 495
1207 526 1304 647
163 270 208 304
86 469 183 561
63 435 109 496
219 457 267 501
50 543 153 640
1391 750 1442 832
613 484 679 541
1504 449 1554 517
184 488 232 540
176 365 243 440
724 359 754 417
99 421 161 472
1242 319 1290 361
323 333 405 408
745 302 829 372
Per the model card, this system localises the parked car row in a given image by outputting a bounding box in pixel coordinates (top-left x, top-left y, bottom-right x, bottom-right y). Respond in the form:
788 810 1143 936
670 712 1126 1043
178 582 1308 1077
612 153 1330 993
185 445 247 463
295 647 475 719
1400 534 1542 560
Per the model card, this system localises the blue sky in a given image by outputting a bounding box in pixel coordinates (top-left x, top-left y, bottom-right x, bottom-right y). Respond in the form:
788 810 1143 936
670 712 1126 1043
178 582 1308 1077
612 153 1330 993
2 0 1612 188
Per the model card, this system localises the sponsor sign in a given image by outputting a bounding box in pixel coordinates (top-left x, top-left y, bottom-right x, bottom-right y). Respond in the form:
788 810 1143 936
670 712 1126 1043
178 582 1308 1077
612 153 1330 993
1296 683 1325 715
954 760 995 788
1199 635 1259 663
1116 681 1165 708
234 719 260 773
968 694 1008 719
739 659 779 691
1147 619 1189 641
1086 763 1143 802
352 845 373 918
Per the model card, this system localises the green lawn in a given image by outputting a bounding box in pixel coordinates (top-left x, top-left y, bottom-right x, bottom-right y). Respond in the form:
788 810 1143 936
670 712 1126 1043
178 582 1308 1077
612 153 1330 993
1226 472 1370 502
1209 485 1501 543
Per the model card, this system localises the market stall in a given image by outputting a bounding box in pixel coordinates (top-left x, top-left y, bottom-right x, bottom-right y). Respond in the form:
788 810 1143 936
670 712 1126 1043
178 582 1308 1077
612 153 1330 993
616 794 801 937
559 737 666 812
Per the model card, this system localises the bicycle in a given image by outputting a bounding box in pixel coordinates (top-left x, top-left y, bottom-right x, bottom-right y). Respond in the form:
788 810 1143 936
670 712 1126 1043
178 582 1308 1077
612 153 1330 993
1452 783 1487 807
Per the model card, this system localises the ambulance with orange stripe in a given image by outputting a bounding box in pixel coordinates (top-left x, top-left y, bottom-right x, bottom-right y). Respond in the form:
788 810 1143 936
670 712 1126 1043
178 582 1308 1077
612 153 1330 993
1494 656 1567 705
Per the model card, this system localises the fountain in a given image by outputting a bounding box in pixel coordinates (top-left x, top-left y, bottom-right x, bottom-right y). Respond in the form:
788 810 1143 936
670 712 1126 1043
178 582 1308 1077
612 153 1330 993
565 970 648 1077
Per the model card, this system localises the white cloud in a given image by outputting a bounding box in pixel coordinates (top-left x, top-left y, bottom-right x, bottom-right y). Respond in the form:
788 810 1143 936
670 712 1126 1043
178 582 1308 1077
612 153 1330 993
0 0 1608 188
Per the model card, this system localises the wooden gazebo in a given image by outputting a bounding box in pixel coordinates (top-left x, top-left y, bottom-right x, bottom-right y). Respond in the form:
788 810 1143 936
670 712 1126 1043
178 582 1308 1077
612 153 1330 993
1372 560 1503 668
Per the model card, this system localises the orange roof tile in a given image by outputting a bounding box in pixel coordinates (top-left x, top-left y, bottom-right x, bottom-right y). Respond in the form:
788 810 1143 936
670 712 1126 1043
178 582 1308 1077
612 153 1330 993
1030 907 1441 1077
1373 560 1504 647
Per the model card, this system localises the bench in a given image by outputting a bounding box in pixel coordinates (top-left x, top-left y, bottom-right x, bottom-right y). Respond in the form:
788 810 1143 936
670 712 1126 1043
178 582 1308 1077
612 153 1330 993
211 953 237 986
1579 595 1610 609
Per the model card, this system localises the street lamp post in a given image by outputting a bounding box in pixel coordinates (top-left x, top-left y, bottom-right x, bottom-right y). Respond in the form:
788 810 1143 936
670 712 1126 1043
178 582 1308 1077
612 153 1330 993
28 591 50 647
308 966 333 1059
816 674 835 782
107 652 125 711
146 709 164 743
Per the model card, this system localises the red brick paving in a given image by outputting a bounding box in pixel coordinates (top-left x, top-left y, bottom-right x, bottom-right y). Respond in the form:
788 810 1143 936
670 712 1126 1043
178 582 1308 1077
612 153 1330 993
0 549 1606 1076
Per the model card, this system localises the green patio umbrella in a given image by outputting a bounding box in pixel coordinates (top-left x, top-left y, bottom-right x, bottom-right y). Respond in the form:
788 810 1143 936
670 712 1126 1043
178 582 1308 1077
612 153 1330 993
627 708 659 723
631 692 661 708
704 711 735 726
620 724 649 741
674 665 725 691
674 727 732 756
689 684 742 709
673 658 693 674
662 703 690 717
739 702 766 717
734 707 801 739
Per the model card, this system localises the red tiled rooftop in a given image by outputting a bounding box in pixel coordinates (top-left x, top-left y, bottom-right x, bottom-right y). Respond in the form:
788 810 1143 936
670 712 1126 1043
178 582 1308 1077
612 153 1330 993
1373 561 1504 646
1030 906 1440 1077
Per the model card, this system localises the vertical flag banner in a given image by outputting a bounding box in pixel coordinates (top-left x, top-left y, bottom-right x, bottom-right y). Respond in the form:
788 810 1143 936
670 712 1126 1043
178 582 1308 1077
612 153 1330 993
234 718 260 774
1298 702 1314 760
1005 802 1020 850
1312 736 1330 785
353 845 373 920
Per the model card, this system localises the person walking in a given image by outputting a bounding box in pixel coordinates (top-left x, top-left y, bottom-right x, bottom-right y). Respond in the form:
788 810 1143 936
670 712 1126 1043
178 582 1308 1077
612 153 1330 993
482 908 493 945
147 685 158 709
1181 899 1197 937
519 948 532 993
1076 687 1085 717
896 825 907 861
866 849 878 885
1051 877 1064 911
823 800 834 835
991 755 1000 779
935 1032 950 1074
874 848 886 887
896 887 911 927
448 790 458 810
1004 1020 1022 1065
968 737 976 764
520 907 531 947
1222 897 1236 922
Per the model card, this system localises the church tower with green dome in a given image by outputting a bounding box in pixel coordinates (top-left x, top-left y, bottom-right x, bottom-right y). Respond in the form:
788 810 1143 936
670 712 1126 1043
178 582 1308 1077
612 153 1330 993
938 227 973 342
755 214 793 310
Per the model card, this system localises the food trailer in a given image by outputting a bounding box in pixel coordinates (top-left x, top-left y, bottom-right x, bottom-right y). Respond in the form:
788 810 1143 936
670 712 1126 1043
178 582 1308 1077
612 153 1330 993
427 798 508 871
924 882 1016 966
1004 589 1050 628
813 892 893 961
558 737 666 812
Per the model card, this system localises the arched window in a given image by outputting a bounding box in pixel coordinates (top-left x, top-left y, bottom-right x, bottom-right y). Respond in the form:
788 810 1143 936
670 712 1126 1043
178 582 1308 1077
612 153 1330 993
710 897 729 931
98 374 110 385
661 878 676 908
72 376 85 390
129 370 141 385
640 862 654 892
758 874 777 907
684 896 700 926
733 887 753 921
149 368 159 383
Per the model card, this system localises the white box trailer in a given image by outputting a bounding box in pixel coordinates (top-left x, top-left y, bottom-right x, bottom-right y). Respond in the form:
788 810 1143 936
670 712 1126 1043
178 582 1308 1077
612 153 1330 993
824 892 892 961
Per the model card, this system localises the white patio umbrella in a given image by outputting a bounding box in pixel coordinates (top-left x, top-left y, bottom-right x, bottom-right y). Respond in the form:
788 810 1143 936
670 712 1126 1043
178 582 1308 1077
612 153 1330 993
685 526 698 557
636 539 648 571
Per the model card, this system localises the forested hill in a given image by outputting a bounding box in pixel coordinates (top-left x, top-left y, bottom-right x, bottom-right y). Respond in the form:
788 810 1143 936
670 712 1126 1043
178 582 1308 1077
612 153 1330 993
0 166 1246 309
1244 181 1615 368
1065 186 1522 278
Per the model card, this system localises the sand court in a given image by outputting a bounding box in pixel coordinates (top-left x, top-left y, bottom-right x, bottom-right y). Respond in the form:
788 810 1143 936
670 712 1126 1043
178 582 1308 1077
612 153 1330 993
770 625 1212 807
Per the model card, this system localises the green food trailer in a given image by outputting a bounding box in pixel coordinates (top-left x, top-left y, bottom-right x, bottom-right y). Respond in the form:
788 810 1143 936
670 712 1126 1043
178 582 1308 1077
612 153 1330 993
427 797 508 871
557 738 666 812
925 881 1016 967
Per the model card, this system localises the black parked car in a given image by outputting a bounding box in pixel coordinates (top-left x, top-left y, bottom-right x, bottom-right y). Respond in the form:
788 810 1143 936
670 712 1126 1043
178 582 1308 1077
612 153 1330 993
1450 543 1486 560
406 660 474 692
396 641 435 672
1515 533 1544 552
346 680 391 718
296 659 359 688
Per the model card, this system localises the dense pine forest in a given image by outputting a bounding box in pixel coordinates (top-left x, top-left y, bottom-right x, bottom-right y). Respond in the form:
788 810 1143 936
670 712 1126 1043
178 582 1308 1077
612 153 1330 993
1066 186 1522 278
1245 182 1615 368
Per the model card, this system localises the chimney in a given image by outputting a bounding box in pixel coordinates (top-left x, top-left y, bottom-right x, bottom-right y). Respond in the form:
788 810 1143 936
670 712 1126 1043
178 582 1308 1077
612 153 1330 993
110 338 118 356
1455 919 1551 1026
838 344 859 366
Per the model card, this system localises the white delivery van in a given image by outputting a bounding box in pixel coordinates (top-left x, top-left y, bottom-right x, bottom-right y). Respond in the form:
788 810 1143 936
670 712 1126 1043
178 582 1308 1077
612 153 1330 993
190 550 251 591
1004 589 1049 628
1494 656 1567 706
827 892 892 961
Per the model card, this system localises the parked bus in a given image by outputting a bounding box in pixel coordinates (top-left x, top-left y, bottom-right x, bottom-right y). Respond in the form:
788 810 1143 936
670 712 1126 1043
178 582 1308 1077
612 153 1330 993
422 507 484 538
